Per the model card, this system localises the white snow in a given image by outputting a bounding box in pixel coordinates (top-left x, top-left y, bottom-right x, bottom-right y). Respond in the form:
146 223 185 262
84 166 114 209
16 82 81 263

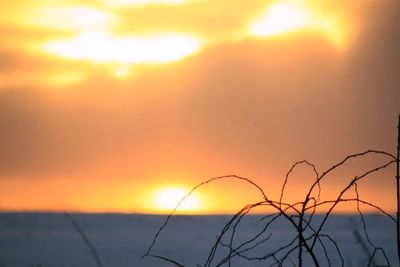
0 213 397 266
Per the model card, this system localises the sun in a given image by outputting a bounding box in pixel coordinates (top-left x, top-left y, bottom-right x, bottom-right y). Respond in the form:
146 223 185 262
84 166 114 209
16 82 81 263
152 186 202 213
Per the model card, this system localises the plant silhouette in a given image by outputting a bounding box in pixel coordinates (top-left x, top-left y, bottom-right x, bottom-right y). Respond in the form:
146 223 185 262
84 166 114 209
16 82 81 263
144 116 400 267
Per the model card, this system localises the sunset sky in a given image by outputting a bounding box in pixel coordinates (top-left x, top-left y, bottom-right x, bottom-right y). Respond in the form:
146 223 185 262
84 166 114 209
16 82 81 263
0 0 399 214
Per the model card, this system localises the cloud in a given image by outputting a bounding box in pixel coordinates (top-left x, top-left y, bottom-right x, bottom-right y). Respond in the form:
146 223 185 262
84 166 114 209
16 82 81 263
99 0 189 7
40 32 203 64
0 33 398 181
0 0 398 183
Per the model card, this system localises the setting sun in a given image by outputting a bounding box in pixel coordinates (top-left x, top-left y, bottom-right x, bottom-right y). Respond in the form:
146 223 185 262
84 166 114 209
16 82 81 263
152 187 202 213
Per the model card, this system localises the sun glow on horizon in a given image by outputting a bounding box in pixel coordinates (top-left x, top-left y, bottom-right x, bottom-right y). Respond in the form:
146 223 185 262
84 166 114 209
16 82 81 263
151 186 202 213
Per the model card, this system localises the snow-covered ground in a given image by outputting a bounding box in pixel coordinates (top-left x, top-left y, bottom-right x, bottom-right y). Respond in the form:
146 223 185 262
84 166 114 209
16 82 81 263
0 213 397 266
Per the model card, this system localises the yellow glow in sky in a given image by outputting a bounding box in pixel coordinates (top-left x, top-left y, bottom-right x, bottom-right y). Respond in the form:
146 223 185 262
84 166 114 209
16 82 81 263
3 0 351 85
249 1 347 49
22 6 116 32
45 71 87 87
40 32 202 64
250 2 310 37
152 187 201 212
113 66 131 79
102 0 188 7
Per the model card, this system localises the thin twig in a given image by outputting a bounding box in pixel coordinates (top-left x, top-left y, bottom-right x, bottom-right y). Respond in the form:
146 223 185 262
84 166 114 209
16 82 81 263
145 148 396 267
64 213 104 267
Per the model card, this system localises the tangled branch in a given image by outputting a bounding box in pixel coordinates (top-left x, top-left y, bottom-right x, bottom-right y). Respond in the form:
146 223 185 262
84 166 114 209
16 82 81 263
144 149 397 266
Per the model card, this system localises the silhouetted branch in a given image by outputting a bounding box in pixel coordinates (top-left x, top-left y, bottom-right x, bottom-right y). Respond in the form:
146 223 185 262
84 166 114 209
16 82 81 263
145 146 397 267
143 174 269 259
64 213 104 267
147 254 185 267
310 159 395 250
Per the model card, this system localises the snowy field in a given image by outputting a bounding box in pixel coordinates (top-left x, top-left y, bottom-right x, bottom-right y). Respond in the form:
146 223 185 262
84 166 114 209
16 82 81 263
0 213 397 266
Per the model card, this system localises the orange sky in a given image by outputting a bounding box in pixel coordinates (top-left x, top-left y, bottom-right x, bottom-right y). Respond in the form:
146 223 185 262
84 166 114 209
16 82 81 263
0 0 399 214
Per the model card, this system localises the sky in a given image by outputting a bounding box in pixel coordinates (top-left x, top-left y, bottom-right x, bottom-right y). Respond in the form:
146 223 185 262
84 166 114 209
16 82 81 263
0 0 399 214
